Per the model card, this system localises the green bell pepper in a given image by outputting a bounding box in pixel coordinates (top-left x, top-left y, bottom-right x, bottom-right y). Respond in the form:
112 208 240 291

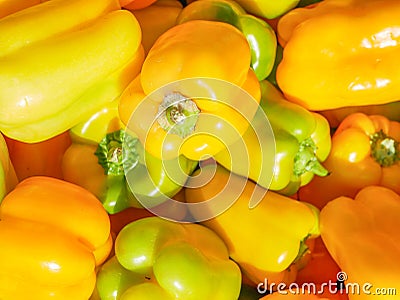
215 80 331 195
95 216 242 300
62 99 197 214
176 0 277 80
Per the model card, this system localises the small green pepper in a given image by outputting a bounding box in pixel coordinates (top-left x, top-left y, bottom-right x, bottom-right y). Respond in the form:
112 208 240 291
176 0 277 80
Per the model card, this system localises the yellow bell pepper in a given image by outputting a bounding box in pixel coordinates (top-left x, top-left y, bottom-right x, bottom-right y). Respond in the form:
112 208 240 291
277 0 400 110
185 163 319 286
0 176 113 300
119 19 261 161
0 0 142 143
176 0 278 81
320 185 400 300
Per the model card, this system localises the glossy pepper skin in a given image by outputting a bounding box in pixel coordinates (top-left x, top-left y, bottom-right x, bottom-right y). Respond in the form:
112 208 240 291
176 0 277 80
277 0 400 110
0 176 113 300
95 216 242 300
320 186 400 300
0 0 142 143
215 80 331 195
0 133 18 200
185 163 320 286
298 112 400 209
62 92 197 215
121 0 157 10
233 0 300 19
0 0 45 18
5 131 71 181
119 20 261 161
129 0 183 54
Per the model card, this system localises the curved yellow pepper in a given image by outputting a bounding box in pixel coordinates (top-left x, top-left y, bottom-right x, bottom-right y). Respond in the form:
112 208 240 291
185 163 319 286
277 0 400 110
0 0 142 143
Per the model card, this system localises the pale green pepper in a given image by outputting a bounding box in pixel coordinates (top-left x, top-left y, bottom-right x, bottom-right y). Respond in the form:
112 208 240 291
95 216 242 300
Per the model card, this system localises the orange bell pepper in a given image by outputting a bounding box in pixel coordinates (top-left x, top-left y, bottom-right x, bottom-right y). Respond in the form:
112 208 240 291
320 185 400 300
5 131 71 181
0 176 112 300
0 0 45 18
0 133 18 200
276 0 400 110
298 112 400 209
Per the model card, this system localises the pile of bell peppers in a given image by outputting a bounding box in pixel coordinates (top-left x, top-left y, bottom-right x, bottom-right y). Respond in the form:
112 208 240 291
1 0 400 299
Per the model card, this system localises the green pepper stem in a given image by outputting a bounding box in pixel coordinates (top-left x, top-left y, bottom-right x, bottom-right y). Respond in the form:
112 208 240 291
293 137 329 177
95 130 140 214
95 130 139 176
370 130 399 167
101 175 131 214
157 92 200 138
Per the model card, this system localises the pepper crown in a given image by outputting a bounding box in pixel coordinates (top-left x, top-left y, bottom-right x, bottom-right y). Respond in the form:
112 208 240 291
95 130 139 176
157 92 200 138
293 137 329 177
370 130 399 167
94 130 139 214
